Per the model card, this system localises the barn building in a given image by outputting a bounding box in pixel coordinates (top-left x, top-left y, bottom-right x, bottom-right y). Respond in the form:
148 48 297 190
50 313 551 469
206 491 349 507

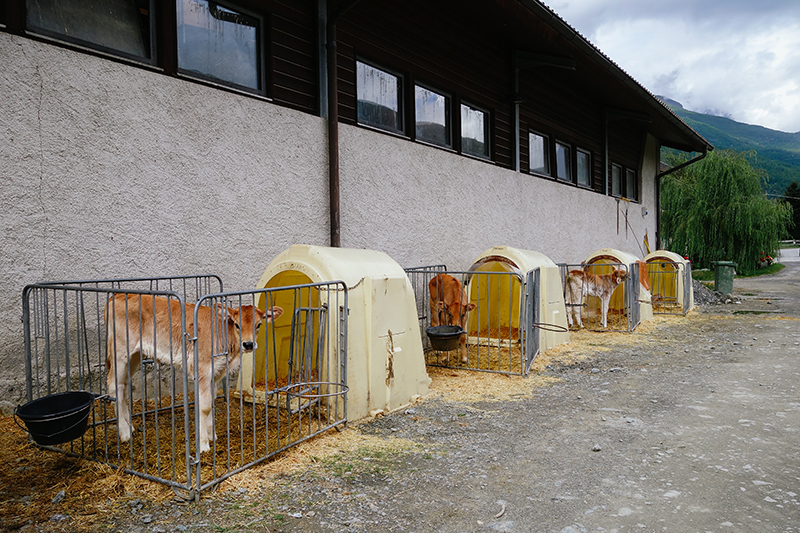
0 0 710 409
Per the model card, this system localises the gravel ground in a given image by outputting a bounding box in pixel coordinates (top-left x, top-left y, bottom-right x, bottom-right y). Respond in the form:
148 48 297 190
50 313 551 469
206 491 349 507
6 256 800 533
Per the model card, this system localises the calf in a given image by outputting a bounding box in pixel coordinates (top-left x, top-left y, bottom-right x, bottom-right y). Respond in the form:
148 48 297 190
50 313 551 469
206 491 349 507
105 294 283 453
565 267 627 329
429 273 476 363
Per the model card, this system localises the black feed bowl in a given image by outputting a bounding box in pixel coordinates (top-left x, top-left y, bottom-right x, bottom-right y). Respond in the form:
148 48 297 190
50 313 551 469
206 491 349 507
15 391 95 446
425 325 464 351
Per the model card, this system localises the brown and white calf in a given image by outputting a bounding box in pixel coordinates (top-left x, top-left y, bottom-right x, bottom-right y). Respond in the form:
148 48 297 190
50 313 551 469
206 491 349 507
105 294 282 453
429 273 476 363
565 267 627 329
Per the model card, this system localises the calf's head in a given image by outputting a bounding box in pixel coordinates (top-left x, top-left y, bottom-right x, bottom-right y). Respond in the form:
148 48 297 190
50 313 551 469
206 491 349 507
227 305 283 352
610 268 628 286
437 296 476 327
430 274 476 328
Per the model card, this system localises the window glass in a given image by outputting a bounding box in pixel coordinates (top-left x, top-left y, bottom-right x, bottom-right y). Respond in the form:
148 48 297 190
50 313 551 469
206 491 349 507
626 169 637 200
415 85 450 148
177 0 261 91
611 164 622 196
576 149 591 187
555 142 571 181
529 132 550 175
27 0 153 60
357 61 403 133
461 103 489 159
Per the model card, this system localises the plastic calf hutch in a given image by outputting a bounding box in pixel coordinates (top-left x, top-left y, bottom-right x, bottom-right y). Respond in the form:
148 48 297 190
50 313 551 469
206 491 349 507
561 248 652 332
404 246 567 376
21 275 346 499
645 250 694 315
244 245 430 421
468 246 570 354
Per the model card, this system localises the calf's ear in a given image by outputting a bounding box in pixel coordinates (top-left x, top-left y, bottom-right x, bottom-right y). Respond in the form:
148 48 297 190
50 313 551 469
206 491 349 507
224 306 241 326
267 306 283 321
466 302 477 311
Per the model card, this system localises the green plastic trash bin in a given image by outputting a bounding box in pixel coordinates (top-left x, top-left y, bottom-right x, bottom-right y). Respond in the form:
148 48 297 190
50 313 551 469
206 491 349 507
713 261 736 294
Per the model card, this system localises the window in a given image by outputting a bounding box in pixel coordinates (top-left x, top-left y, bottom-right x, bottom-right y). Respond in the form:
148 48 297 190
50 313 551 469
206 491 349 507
460 102 490 159
357 60 403 134
26 0 155 62
555 141 571 182
529 132 550 176
626 169 637 200
576 148 591 187
177 0 263 92
415 85 451 148
611 163 622 197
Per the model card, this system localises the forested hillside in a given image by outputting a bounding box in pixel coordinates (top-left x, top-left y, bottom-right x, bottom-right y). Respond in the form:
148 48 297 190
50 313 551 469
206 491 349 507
658 97 800 195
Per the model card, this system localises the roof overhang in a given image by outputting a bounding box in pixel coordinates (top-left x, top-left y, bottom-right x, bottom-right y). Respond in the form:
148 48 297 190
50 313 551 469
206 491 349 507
513 0 712 154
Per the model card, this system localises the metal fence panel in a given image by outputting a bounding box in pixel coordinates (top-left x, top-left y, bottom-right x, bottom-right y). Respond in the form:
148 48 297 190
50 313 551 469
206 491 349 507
648 261 690 315
559 262 638 332
21 276 348 498
404 266 537 376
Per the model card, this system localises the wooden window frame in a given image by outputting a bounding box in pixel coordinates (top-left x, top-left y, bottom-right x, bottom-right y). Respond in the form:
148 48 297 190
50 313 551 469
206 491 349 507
528 130 551 177
555 140 572 183
459 100 491 160
414 82 452 149
356 58 405 135
576 147 592 188
23 0 159 66
175 0 268 96
626 168 638 201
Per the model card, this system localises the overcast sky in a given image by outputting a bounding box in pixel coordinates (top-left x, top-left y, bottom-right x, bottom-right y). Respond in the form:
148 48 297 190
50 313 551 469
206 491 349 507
549 0 800 133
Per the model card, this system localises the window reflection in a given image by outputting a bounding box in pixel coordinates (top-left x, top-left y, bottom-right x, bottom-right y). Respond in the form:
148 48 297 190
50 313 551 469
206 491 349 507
611 164 622 196
577 149 591 186
177 0 261 91
556 142 571 181
27 0 153 60
357 61 402 133
529 132 550 175
461 103 489 159
415 85 450 148
626 169 637 199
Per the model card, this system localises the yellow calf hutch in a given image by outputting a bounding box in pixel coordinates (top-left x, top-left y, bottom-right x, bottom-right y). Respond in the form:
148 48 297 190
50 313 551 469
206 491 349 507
237 245 431 422
467 246 570 354
580 248 653 331
644 250 694 314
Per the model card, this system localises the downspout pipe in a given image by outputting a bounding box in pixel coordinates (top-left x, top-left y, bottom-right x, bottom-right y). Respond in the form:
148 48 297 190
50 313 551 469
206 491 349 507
326 0 361 248
654 145 710 248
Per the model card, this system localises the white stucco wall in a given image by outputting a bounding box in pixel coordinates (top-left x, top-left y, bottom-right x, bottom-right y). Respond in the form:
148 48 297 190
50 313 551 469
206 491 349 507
339 125 658 270
0 34 330 411
0 33 659 410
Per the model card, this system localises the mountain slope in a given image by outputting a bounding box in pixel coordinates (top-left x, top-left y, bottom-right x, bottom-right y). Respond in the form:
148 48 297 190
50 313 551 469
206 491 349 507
658 97 800 195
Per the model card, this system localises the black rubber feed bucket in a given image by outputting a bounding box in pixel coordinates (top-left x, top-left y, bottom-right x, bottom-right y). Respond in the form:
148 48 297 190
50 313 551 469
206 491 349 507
426 325 464 351
15 391 95 446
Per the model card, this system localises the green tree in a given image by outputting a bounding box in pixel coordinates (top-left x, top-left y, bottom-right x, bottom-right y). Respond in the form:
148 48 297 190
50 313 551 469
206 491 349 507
661 150 792 275
784 181 800 241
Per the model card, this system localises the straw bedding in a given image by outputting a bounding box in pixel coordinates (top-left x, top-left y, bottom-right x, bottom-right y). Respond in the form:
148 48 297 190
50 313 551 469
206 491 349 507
0 314 686 529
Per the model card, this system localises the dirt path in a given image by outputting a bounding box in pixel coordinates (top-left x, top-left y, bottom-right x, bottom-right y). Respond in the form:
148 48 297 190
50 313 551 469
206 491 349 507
4 259 800 532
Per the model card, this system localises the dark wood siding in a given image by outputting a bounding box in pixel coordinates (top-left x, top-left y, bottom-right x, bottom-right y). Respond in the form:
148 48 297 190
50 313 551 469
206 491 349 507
269 0 318 114
518 60 605 191
336 0 515 168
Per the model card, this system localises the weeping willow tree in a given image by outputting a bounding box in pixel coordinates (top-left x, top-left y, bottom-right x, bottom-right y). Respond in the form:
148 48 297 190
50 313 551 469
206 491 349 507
661 149 792 275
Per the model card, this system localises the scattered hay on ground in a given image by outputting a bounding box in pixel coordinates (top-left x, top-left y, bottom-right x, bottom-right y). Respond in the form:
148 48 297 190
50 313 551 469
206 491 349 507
0 312 701 529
